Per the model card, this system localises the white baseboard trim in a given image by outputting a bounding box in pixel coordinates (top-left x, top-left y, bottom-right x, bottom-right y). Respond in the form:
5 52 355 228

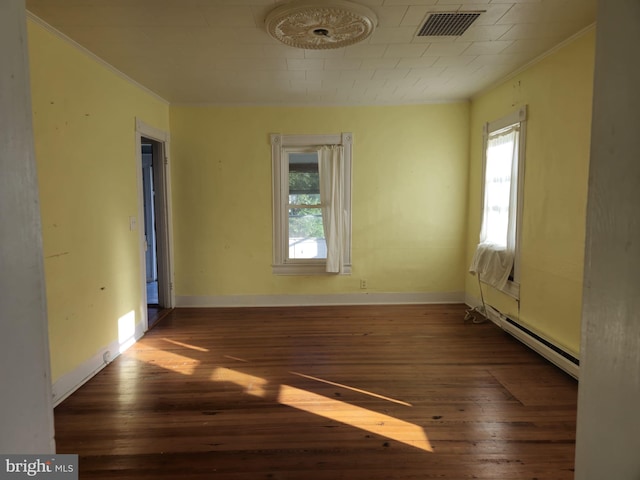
51 321 145 407
465 293 579 379
176 292 465 308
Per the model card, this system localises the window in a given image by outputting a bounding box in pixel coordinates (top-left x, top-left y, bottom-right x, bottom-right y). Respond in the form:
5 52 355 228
469 106 527 297
271 133 352 275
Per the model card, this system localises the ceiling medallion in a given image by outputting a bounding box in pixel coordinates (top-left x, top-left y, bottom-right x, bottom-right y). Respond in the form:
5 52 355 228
265 1 378 50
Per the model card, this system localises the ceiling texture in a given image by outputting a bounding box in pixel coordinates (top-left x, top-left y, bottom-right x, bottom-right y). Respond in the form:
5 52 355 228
25 0 597 105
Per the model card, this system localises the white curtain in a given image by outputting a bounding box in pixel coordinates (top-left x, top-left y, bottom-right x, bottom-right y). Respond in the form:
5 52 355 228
469 125 520 289
318 145 345 273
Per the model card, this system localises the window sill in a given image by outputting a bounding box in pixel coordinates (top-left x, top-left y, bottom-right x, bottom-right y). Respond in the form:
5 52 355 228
272 263 352 276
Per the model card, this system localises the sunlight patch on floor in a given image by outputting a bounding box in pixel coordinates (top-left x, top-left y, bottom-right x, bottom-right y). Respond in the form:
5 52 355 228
211 367 268 397
138 350 433 452
290 371 413 407
278 384 433 452
139 345 199 375
223 355 250 363
160 337 209 352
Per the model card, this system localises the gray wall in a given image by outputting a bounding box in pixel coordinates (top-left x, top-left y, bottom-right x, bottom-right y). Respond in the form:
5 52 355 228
575 0 640 478
0 0 55 453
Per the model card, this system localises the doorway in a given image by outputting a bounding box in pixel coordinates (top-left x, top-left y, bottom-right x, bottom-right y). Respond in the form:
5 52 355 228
136 119 174 330
141 140 159 307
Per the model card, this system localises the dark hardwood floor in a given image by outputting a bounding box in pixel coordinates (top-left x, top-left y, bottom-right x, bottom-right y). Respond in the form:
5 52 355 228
147 306 172 330
54 304 578 479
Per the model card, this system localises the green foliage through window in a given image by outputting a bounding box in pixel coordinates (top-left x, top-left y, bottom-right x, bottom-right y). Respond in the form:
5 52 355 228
289 208 324 238
289 171 319 195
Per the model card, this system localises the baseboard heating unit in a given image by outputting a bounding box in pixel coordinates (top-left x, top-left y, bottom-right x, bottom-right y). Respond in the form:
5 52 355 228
484 305 579 379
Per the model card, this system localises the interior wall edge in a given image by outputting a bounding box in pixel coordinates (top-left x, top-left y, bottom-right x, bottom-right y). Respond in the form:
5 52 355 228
471 22 597 102
26 11 169 106
175 292 465 308
0 0 55 454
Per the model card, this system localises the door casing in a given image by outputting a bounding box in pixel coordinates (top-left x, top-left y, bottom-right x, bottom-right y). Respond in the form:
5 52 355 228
135 119 174 330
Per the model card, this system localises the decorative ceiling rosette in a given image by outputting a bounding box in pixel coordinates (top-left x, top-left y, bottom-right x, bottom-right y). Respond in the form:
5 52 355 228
265 1 378 50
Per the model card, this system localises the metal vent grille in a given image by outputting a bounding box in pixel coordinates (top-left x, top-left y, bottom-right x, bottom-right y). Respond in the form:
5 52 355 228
417 12 482 36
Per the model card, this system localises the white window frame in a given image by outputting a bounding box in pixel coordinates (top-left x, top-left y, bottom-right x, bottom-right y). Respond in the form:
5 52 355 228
480 106 527 299
271 133 352 275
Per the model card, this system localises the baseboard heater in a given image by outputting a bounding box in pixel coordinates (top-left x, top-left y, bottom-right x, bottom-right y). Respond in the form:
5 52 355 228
484 305 580 379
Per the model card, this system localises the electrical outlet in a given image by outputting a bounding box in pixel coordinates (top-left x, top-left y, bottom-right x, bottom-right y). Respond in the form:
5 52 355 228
360 279 367 289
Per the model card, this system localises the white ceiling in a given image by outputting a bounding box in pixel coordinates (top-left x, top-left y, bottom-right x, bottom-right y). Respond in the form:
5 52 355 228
25 0 596 105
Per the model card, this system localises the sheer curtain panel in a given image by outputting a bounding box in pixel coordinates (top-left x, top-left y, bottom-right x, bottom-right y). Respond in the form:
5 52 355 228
318 145 345 273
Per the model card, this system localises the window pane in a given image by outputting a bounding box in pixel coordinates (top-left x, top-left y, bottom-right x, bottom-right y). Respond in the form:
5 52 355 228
483 130 517 247
288 207 326 259
289 192 321 205
289 152 320 205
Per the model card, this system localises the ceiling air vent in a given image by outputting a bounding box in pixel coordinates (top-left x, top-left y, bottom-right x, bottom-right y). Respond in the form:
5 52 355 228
417 12 483 37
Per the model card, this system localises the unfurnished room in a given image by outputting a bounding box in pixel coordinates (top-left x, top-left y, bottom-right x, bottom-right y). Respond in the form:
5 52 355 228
1 0 640 479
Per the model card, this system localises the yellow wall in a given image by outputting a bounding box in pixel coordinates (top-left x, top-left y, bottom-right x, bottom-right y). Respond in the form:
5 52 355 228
28 20 170 381
170 104 469 297
466 29 595 356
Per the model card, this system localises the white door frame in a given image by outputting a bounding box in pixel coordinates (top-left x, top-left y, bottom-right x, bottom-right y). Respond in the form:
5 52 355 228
135 118 174 331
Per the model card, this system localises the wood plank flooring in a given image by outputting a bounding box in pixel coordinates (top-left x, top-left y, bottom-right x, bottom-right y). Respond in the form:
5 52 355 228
54 304 578 479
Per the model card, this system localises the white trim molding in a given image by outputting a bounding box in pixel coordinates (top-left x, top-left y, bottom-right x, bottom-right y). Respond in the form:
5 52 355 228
465 293 579 379
51 320 145 406
475 105 527 297
135 118 175 330
271 132 353 275
176 292 464 308
136 118 170 143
